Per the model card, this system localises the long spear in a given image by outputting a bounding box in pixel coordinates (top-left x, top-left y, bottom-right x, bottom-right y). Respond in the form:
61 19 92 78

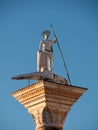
50 24 72 85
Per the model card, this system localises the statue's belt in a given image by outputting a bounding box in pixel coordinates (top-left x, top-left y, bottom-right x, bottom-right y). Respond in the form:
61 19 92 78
45 49 52 52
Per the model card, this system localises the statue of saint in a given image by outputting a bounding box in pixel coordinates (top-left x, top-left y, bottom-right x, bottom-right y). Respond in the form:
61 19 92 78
12 29 68 84
37 30 56 72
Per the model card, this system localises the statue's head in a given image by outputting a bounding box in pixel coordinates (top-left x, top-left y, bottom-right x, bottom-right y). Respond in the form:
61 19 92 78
42 30 51 39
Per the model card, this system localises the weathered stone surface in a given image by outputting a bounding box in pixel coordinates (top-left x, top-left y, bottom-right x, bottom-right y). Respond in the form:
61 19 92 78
12 80 87 130
12 71 68 84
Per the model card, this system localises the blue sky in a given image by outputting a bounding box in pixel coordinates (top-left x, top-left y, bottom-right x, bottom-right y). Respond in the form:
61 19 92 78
0 0 98 130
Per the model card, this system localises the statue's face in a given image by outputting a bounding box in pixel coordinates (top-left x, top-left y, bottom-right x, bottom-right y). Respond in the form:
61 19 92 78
44 34 49 40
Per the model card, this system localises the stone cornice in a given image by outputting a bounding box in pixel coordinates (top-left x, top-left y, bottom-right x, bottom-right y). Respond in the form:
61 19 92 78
12 80 87 130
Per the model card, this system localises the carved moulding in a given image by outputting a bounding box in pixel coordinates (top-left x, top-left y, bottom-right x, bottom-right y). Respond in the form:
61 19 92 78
12 80 87 130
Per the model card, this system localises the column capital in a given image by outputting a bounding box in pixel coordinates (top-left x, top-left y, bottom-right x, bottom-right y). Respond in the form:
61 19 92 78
12 80 87 130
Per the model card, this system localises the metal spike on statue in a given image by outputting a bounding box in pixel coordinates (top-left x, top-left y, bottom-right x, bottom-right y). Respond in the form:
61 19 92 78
12 26 69 85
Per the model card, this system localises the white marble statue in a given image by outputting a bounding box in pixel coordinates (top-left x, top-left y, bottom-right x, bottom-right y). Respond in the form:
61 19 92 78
37 30 56 72
12 30 68 84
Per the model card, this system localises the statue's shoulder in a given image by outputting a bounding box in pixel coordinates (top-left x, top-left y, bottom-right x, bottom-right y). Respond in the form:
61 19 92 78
40 40 50 44
40 40 52 44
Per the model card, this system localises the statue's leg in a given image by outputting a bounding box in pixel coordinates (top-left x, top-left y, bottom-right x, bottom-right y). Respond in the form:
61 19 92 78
46 52 50 71
37 51 44 72
48 52 53 71
40 51 48 72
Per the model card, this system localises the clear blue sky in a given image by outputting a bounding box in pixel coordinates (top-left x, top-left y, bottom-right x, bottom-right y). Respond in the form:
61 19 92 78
0 0 98 130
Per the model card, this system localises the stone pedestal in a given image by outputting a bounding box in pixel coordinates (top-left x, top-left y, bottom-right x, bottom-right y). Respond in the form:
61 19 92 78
12 80 87 130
